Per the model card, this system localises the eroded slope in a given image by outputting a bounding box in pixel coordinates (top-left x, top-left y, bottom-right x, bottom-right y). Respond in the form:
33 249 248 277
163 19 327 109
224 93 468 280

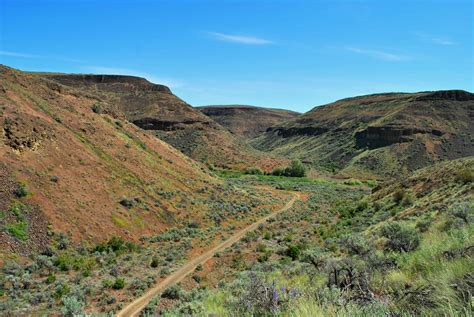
40 73 284 171
252 91 474 178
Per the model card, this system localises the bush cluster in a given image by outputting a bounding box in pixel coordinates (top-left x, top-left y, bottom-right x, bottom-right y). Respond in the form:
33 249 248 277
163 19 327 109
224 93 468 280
271 160 306 178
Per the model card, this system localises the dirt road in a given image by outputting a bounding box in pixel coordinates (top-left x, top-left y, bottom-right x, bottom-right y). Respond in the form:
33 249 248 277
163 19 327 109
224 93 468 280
116 193 298 317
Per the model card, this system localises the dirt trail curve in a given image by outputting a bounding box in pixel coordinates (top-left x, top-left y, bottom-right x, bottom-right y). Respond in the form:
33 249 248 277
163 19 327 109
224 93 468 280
116 193 298 317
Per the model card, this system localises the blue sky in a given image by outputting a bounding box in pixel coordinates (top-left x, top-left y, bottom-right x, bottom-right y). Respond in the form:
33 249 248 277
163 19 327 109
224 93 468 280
0 0 472 112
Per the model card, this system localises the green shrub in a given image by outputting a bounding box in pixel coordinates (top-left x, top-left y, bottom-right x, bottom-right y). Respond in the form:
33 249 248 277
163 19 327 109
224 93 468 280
112 278 125 290
46 273 56 284
246 167 264 175
192 274 202 283
392 189 413 206
94 236 134 254
150 256 160 268
271 160 306 177
285 244 302 260
271 167 286 176
454 168 473 184
61 296 84 316
119 197 136 209
339 233 370 256
380 222 420 252
91 103 103 114
286 160 306 177
415 219 432 232
14 183 29 198
449 202 473 224
162 284 183 299
393 189 406 204
401 193 414 207
55 283 70 299
231 254 246 270
5 221 28 240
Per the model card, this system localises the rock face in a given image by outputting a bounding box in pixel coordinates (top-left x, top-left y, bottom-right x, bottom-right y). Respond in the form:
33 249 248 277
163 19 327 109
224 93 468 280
354 126 444 149
40 73 285 171
44 74 172 94
252 91 474 178
268 126 328 138
198 105 300 138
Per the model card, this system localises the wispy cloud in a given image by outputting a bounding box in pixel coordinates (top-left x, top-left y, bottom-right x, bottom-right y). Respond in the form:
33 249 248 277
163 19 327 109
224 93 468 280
82 66 185 88
346 47 409 61
206 32 273 45
0 50 42 58
0 50 85 63
415 33 456 45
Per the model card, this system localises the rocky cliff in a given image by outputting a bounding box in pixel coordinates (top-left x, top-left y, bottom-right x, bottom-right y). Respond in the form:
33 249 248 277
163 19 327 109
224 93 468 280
252 90 474 178
198 105 300 138
40 73 285 171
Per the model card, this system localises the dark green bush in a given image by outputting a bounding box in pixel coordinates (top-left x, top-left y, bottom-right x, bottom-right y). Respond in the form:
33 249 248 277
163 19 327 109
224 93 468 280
112 278 125 290
449 203 473 224
150 256 160 268
162 284 183 299
6 221 28 240
271 160 306 177
380 222 420 252
246 167 264 175
14 183 29 198
91 103 103 114
339 234 371 256
119 197 136 209
393 189 406 204
455 168 473 184
285 244 302 260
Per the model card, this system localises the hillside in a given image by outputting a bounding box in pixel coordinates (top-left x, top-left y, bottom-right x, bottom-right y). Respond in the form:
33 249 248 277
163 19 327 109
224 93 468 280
146 157 473 316
38 73 285 171
0 65 283 255
198 105 300 138
252 91 474 178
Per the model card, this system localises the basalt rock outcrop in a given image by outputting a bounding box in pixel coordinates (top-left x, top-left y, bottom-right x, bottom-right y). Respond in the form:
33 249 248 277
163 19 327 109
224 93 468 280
40 72 285 171
252 90 474 178
198 105 300 138
354 126 444 149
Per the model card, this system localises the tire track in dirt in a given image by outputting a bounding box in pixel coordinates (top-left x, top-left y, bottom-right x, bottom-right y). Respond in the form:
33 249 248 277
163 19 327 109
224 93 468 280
117 193 298 317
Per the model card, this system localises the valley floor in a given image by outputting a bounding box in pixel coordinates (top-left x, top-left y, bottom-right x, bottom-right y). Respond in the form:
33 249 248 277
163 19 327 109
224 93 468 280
1 158 473 316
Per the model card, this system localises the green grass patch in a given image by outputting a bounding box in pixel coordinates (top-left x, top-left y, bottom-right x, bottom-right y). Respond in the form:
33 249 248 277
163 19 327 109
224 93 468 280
5 221 28 240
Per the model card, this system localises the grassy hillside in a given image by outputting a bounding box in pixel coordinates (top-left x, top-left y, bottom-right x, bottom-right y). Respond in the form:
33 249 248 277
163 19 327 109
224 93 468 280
198 105 300 138
0 65 296 315
0 65 287 249
252 91 474 179
145 158 473 316
39 73 286 172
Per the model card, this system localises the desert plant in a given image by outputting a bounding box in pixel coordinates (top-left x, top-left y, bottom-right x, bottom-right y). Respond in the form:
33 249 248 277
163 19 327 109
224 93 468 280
454 168 473 184
246 167 264 175
150 256 160 268
5 221 28 240
112 278 125 290
285 244 302 260
393 189 406 204
380 222 420 252
449 202 473 224
61 296 84 316
162 284 183 299
14 183 28 198
91 103 103 114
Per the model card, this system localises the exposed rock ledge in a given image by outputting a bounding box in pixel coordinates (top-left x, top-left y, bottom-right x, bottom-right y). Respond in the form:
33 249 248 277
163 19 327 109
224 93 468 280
266 126 329 138
133 118 210 131
355 126 444 149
